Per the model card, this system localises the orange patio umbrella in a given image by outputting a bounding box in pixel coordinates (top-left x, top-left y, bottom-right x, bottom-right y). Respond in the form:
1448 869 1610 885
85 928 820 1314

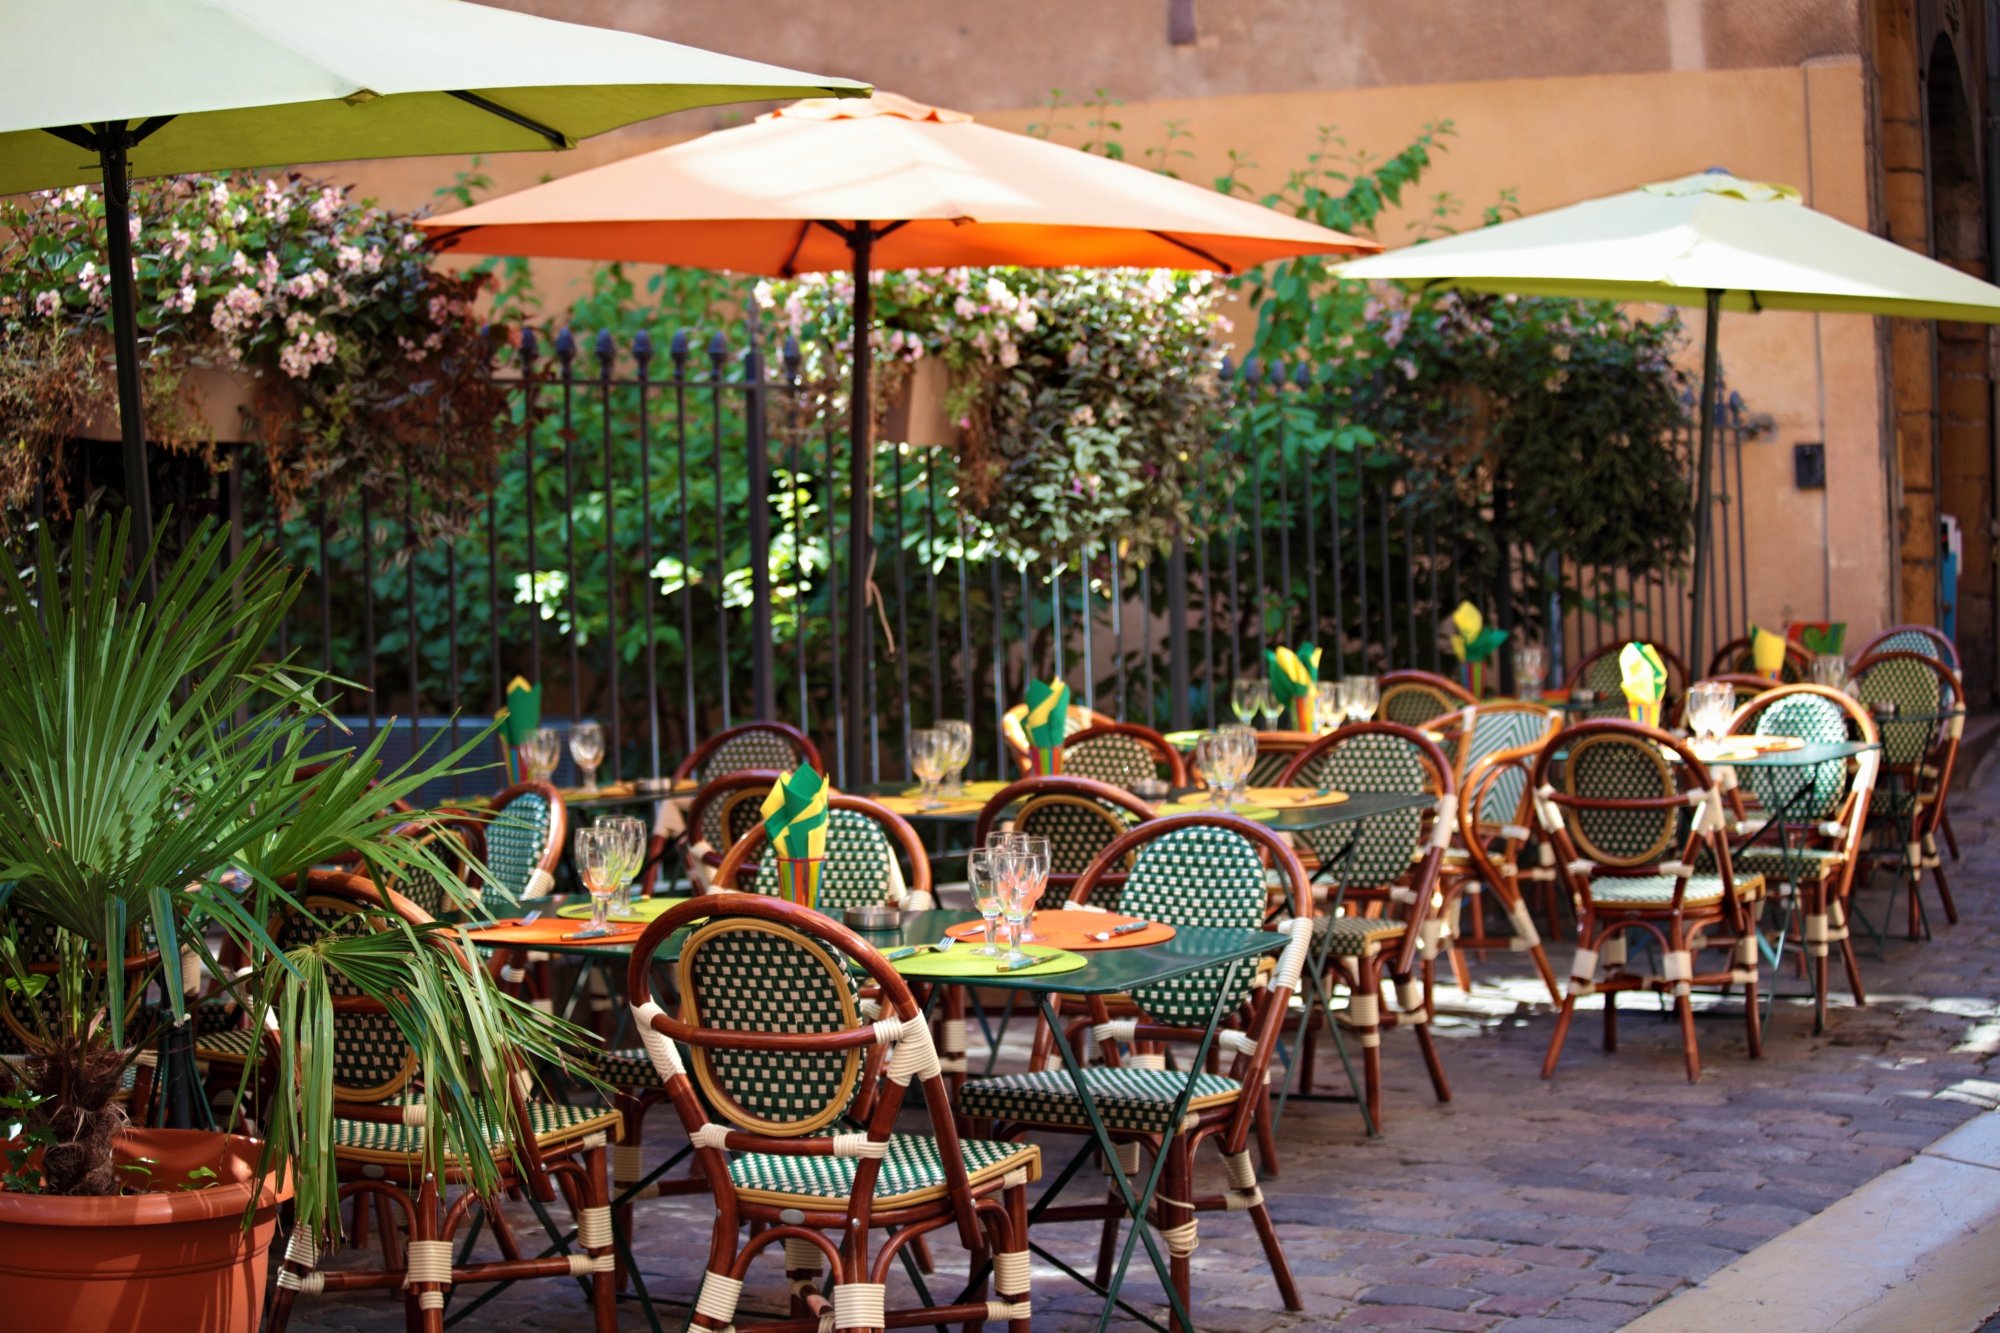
423 92 1376 767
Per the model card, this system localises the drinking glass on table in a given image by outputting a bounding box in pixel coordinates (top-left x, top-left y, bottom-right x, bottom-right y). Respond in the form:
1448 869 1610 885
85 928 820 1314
1346 675 1380 722
994 845 1036 968
568 720 605 791
967 847 1005 957
1012 835 1051 939
908 728 945 808
1812 654 1849 692
1215 723 1257 805
1193 734 1224 808
1686 681 1736 745
572 827 616 937
597 814 646 915
1231 678 1262 726
938 719 974 795
1256 681 1283 730
1513 641 1549 696
1314 681 1342 735
521 726 563 784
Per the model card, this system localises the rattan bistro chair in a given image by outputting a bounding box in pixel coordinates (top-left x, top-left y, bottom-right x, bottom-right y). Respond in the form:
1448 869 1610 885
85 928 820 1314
267 870 623 1333
625 894 1039 1333
1721 685 1881 1031
1061 721 1191 788
1439 702 1566 1002
972 775 1154 908
1852 649 1964 936
1277 724 1456 1127
1534 721 1766 1083
957 816 1312 1327
1378 669 1478 726
672 720 824 784
1565 642 1691 721
678 770 784 891
1855 624 1963 858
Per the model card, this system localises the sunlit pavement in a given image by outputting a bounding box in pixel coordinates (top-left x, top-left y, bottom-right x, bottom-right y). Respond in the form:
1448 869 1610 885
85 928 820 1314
296 751 2000 1331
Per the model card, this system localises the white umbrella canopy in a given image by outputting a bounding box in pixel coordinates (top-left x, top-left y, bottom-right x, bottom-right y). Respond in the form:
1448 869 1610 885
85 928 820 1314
1335 169 2000 668
0 0 866 553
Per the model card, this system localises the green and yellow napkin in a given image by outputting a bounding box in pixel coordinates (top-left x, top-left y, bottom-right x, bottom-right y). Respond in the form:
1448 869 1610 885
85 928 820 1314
1619 642 1668 729
1266 642 1321 731
1751 625 1788 681
1025 678 1071 774
499 676 541 783
760 765 830 909
1448 602 1508 698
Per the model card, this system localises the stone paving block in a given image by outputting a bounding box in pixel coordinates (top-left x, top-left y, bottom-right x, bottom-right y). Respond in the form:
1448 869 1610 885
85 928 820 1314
1339 1304 1500 1330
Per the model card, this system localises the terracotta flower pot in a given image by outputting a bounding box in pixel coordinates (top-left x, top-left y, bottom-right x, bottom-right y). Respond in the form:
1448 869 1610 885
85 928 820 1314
0 1127 289 1333
74 365 259 443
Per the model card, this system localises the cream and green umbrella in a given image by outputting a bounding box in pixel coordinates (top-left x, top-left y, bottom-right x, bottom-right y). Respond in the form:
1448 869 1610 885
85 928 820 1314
1335 168 2000 669
0 0 866 552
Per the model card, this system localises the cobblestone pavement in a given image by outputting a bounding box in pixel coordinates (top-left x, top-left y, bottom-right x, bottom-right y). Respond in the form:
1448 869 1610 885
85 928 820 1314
296 755 2000 1332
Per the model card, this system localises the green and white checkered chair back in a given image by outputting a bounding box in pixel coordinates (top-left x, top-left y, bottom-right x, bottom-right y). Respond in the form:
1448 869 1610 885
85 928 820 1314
1561 732 1679 868
1291 734 1430 890
1248 742 1304 787
1743 694 1852 822
1017 794 1136 889
1062 733 1160 789
1117 825 1269 1026
1872 629 1956 707
1381 682 1459 729
676 917 862 1136
0 908 157 1054
697 728 811 782
1461 708 1553 825
484 789 558 913
750 808 903 914
1578 652 1635 721
275 893 418 1102
1854 655 1946 769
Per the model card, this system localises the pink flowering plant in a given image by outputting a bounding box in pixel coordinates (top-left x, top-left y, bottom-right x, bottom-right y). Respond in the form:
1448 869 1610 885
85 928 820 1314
0 172 504 532
765 265 1237 561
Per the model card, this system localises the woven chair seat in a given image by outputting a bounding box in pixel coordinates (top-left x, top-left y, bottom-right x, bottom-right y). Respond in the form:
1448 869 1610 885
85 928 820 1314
1312 915 1407 956
194 1026 262 1064
958 1067 1241 1135
333 1099 621 1166
1587 874 1764 909
1730 847 1845 881
728 1132 1039 1209
193 995 242 1035
597 1046 670 1089
1868 789 1924 817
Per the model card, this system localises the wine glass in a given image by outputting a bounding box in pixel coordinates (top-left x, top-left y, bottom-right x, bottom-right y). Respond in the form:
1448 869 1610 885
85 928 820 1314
1687 681 1735 745
938 719 974 796
522 726 563 783
1345 675 1380 723
967 847 1004 957
1013 835 1050 939
1215 723 1257 805
994 845 1035 969
573 827 616 937
1513 641 1548 696
1314 681 1342 735
1194 734 1224 808
1256 680 1283 730
597 814 646 915
569 720 605 792
1812 654 1848 692
1231 678 1261 726
909 728 944 808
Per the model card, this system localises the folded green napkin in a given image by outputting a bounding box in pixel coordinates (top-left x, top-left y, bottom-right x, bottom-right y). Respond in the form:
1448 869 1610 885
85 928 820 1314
1449 602 1508 697
1266 643 1320 730
1025 678 1071 774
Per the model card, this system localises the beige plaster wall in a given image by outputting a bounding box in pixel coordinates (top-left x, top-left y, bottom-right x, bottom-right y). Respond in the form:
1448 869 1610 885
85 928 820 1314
326 50 1892 643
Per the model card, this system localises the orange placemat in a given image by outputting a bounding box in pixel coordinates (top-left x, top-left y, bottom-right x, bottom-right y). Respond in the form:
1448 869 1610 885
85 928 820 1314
465 917 645 947
944 911 1175 951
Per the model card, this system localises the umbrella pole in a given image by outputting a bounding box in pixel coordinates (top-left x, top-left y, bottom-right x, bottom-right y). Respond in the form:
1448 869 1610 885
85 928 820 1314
97 127 156 578
844 224 875 786
1687 289 1722 677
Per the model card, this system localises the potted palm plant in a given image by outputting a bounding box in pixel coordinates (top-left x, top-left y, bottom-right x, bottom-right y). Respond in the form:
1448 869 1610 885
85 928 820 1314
0 514 591 1332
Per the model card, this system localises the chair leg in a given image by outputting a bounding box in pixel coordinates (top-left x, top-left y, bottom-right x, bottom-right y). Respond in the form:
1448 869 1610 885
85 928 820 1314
1246 1191 1303 1311
1942 808 1960 860
1541 928 1596 1080
1162 1140 1196 1333
1003 1178 1034 1333
1253 1079 1281 1177
580 1144 619 1333
1446 944 1471 994
1670 929 1701 1084
1526 941 1564 1007
1836 901 1868 1006
1355 960 1385 1131
1929 847 1958 925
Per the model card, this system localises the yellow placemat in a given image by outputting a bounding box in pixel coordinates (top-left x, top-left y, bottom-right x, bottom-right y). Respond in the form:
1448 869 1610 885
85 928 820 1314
873 794 983 816
1157 797 1279 819
554 896 689 923
1243 786 1349 809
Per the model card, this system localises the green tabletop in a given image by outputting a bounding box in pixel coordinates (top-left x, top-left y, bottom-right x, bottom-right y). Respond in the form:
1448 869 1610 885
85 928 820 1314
1552 739 1880 767
853 782 1432 834
467 903 1283 991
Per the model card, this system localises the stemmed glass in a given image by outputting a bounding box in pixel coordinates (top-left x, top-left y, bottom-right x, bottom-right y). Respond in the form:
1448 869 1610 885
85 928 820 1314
994 843 1035 968
967 847 1004 957
1513 642 1549 697
572 827 616 938
569 720 605 792
1209 723 1256 806
521 726 563 783
1256 681 1283 730
1687 681 1736 745
1314 681 1342 735
1812 654 1848 691
597 814 646 916
938 720 973 796
1344 675 1380 723
909 728 944 809
1231 678 1262 726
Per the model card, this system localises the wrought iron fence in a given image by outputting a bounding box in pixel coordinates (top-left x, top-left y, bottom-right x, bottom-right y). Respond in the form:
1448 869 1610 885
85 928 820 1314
160 321 1757 794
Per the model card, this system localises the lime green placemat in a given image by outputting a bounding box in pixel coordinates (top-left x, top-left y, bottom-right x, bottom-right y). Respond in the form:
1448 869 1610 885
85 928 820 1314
895 780 1011 802
1163 729 1205 750
1157 798 1278 819
555 896 688 923
888 943 1085 979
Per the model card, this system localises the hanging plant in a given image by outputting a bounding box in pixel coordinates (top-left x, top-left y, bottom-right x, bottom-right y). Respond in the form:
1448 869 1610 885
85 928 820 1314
0 172 508 545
